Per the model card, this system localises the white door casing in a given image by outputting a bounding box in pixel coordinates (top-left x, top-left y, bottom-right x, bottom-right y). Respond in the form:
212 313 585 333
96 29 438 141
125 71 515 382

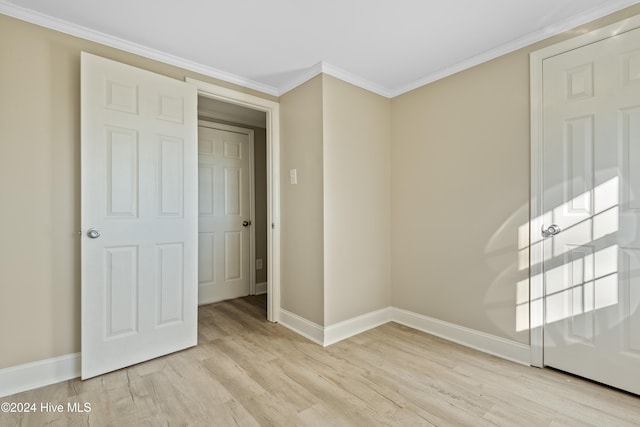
198 122 254 304
188 79 281 323
531 21 640 394
81 53 198 379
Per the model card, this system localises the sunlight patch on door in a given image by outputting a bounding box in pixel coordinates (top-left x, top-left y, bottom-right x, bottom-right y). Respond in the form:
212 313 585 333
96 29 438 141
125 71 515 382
516 177 624 332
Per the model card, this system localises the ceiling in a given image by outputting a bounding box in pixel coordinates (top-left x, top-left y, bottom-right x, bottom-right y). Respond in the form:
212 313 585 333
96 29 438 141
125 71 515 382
3 0 640 97
199 96 266 128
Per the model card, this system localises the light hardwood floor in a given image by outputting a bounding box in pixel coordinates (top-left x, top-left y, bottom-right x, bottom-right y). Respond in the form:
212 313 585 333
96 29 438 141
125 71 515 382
3 295 640 426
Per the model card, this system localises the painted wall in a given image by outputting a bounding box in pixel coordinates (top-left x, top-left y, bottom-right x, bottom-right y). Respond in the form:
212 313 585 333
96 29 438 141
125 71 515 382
279 74 391 327
3 3 640 373
391 53 530 343
322 75 391 325
0 14 275 370
279 76 325 325
390 4 640 344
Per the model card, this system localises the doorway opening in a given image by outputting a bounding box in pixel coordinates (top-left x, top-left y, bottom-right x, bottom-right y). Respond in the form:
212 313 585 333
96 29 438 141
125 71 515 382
196 97 268 313
188 78 281 323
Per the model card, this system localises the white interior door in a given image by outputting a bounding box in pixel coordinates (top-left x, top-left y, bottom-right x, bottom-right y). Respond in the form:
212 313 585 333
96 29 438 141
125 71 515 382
197 122 253 304
81 53 198 379
541 27 640 394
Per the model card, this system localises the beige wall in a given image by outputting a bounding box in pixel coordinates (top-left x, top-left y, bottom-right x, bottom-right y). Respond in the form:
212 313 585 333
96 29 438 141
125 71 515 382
279 74 391 327
3 4 640 372
0 14 275 369
322 75 391 325
279 76 325 325
391 53 531 343
390 4 640 344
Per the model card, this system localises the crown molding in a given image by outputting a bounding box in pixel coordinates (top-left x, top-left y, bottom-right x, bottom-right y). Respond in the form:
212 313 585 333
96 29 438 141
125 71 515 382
276 62 325 96
278 62 394 98
0 0 279 96
2 0 639 99
320 62 393 98
391 0 640 96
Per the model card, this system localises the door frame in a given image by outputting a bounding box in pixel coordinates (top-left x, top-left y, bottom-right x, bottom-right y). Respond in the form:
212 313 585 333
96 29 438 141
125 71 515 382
187 78 280 323
197 120 257 301
529 13 640 367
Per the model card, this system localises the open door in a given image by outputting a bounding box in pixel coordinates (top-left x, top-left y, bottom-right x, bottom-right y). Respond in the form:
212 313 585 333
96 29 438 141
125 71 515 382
81 52 198 379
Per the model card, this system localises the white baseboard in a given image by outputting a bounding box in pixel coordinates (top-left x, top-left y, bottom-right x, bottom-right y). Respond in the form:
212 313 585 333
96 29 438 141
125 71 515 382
324 307 392 346
0 307 530 398
390 307 531 365
279 306 530 365
255 282 267 295
278 307 392 347
0 353 80 398
321 307 529 364
278 309 324 345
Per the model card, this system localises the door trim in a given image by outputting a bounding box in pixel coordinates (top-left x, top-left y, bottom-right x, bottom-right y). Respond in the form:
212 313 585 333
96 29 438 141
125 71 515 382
197 120 256 300
187 78 280 323
529 13 640 367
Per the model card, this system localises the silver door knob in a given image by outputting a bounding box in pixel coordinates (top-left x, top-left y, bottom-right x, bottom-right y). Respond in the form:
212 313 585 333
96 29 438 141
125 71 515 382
542 224 561 237
242 220 252 227
87 228 101 239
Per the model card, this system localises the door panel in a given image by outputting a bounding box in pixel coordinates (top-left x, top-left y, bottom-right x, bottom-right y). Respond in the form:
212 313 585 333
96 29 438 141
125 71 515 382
105 246 138 337
81 53 198 379
197 124 252 304
106 127 138 217
156 243 185 325
542 28 640 394
158 137 184 217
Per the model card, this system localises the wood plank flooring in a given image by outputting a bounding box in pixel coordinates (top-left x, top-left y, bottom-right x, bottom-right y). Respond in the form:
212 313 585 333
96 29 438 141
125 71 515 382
2 295 639 426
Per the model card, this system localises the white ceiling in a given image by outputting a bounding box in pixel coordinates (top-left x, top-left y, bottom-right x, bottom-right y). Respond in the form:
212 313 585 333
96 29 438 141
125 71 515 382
3 0 640 97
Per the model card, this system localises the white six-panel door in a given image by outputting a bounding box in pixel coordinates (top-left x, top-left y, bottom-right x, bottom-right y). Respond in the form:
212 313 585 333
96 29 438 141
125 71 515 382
197 123 252 304
81 53 198 379
542 27 640 394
